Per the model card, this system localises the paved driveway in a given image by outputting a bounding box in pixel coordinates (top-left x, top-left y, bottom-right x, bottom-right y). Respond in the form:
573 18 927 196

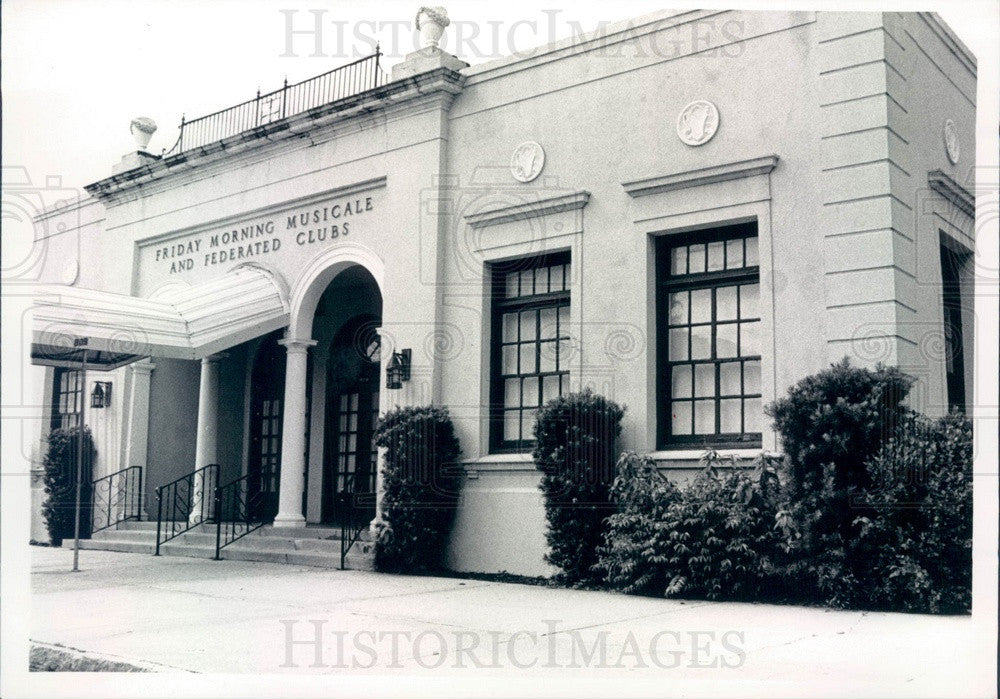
24 546 993 696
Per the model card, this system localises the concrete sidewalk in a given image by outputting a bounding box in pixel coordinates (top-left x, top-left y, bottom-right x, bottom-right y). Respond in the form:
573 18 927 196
28 546 988 695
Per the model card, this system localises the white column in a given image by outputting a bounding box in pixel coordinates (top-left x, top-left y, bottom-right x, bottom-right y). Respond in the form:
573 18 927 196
371 327 389 534
189 353 223 524
123 360 155 518
274 338 316 528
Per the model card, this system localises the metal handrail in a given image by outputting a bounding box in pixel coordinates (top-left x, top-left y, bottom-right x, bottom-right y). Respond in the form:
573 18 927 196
90 465 143 534
164 49 388 155
339 473 376 569
154 464 218 555
212 465 276 559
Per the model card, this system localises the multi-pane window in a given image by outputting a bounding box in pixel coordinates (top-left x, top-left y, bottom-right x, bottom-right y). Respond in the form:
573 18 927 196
939 238 968 413
490 254 571 451
51 368 82 430
657 223 762 447
258 396 282 495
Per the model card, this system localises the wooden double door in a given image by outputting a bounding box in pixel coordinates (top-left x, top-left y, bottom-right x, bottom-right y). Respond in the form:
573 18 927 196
247 331 286 522
321 315 381 524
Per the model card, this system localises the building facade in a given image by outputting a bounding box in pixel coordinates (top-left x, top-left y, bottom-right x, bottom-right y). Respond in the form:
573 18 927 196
29 9 976 576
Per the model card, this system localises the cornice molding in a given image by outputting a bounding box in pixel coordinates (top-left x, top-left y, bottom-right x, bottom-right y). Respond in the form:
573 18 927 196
927 169 975 218
464 190 591 229
84 68 465 205
919 13 976 76
623 155 779 198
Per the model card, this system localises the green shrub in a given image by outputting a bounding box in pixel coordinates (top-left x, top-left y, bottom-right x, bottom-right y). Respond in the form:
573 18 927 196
768 358 913 499
599 450 787 601
595 452 682 595
41 426 96 546
849 413 973 613
766 359 913 575
664 450 788 601
767 360 972 613
533 389 624 585
372 405 461 573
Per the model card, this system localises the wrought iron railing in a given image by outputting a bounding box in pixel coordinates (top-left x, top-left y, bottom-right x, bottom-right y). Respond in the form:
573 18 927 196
166 50 388 155
339 473 377 569
154 464 218 555
212 466 277 559
91 465 143 534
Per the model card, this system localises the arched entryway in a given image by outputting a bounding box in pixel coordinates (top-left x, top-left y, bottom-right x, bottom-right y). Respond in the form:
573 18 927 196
273 244 386 529
306 263 383 525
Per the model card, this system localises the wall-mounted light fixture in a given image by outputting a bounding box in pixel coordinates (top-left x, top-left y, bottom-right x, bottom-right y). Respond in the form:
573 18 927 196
91 381 112 409
385 349 412 390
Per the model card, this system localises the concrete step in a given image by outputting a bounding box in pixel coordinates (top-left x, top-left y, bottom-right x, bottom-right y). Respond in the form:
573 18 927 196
115 521 160 531
78 538 155 555
91 528 157 543
78 522 375 571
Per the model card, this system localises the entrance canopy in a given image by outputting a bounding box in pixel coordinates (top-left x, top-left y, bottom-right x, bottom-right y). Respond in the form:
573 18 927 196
31 265 290 369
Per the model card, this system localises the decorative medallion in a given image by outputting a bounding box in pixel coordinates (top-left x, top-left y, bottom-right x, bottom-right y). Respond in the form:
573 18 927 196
676 100 720 146
943 119 960 165
510 141 545 182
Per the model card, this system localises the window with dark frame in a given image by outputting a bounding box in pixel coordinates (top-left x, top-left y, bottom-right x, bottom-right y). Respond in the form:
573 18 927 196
490 253 571 452
51 367 83 431
657 223 762 448
939 236 968 413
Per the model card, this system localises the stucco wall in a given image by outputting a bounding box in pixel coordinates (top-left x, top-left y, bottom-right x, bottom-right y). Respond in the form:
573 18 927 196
145 358 200 509
883 12 977 417
440 10 827 573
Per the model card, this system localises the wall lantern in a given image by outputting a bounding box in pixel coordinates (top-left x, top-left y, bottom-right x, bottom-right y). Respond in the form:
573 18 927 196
90 381 112 409
385 349 412 390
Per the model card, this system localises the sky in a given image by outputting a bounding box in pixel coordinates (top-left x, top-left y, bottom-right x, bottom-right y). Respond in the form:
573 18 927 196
1 0 997 198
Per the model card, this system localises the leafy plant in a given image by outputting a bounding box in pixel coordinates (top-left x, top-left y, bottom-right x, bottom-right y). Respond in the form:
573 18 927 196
848 413 973 613
533 389 624 585
660 450 787 601
598 450 789 602
41 426 96 546
767 360 972 613
595 452 681 595
372 405 461 573
766 359 914 586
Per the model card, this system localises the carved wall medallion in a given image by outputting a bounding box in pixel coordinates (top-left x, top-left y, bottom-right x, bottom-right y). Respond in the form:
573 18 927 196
943 119 960 165
510 141 545 182
676 100 720 146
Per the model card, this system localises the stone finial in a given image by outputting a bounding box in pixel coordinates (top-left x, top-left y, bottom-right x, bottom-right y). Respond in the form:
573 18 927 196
415 6 450 49
130 116 157 152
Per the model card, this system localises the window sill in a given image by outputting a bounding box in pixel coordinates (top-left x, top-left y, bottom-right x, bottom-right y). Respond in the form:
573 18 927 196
462 453 537 476
649 447 763 465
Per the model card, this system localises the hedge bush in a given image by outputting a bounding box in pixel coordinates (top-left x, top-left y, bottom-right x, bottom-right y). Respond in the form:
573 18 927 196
42 426 96 546
847 413 973 613
595 452 682 595
595 361 972 614
598 451 789 602
767 360 972 612
766 359 913 579
533 389 624 585
372 405 461 573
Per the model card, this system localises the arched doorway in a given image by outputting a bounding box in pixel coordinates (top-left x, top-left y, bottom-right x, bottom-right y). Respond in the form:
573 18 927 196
321 314 381 523
247 329 285 521
302 262 383 525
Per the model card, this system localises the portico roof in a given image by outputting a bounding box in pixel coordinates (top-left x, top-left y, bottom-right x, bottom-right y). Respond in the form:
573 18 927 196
31 264 289 369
